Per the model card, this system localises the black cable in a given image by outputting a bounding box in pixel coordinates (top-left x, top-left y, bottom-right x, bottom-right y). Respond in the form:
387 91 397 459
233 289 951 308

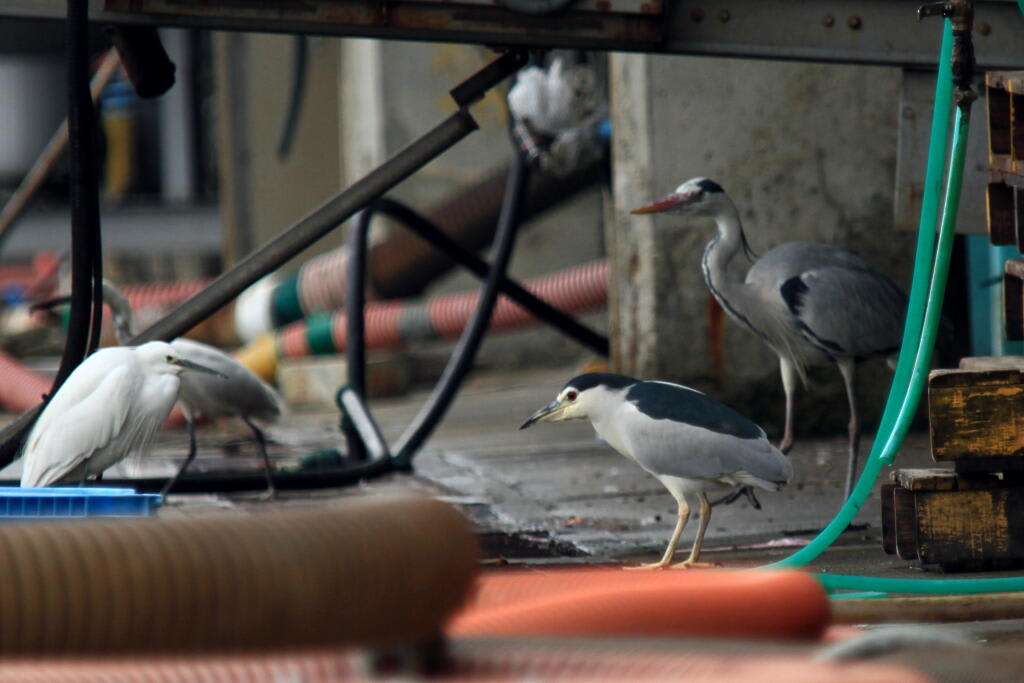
393 152 531 464
365 197 608 355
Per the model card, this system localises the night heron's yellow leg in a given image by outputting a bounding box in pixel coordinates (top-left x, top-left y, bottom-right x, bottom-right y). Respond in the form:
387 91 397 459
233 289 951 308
673 493 721 569
626 500 690 570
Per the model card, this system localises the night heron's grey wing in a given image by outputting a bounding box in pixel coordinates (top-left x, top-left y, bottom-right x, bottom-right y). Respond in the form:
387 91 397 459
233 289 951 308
171 339 286 422
615 382 791 485
780 263 906 360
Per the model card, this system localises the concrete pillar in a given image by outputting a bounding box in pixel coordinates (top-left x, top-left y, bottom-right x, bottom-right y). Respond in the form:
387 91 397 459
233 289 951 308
609 53 911 429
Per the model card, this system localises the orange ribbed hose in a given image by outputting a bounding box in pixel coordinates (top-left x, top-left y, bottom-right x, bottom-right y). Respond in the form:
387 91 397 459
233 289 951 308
0 497 477 655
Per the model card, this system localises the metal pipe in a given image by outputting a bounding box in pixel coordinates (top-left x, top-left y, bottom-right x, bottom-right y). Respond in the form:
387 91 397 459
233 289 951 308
129 109 478 346
0 50 528 471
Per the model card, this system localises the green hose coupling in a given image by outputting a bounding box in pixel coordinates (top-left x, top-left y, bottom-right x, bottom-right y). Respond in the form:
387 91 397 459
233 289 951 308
919 0 977 106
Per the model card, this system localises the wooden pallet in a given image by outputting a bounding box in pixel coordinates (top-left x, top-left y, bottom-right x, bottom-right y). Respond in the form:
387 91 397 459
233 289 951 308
985 72 1024 247
883 359 1024 571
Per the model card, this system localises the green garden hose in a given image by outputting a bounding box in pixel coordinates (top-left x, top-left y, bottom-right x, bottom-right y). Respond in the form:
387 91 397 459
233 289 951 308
764 19 954 572
763 16 1024 596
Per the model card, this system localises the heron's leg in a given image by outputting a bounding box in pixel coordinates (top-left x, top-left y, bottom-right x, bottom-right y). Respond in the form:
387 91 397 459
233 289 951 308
243 416 277 500
672 492 720 569
626 500 689 570
779 357 797 454
837 357 860 500
160 418 198 498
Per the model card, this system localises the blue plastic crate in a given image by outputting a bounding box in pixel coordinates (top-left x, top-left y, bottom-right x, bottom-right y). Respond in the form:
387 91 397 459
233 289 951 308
0 487 161 519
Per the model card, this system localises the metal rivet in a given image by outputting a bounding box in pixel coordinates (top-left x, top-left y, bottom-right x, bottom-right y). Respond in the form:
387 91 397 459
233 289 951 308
822 14 835 27
976 21 991 36
847 15 863 30
690 7 704 22
718 9 730 22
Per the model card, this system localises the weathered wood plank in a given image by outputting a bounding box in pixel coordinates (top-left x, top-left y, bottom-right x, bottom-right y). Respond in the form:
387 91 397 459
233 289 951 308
915 488 1024 567
929 368 1024 461
881 484 896 555
894 487 919 561
959 355 1024 372
893 468 956 491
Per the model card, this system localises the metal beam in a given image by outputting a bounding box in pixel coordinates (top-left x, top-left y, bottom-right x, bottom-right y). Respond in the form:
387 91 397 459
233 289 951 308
1 1 1022 68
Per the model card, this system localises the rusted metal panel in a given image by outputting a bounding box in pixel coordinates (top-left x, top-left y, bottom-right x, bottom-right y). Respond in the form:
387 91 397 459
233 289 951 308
101 0 665 49
928 367 1024 461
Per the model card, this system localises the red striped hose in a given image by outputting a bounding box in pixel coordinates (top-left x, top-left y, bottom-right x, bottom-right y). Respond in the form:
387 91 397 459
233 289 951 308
0 350 52 414
276 259 607 358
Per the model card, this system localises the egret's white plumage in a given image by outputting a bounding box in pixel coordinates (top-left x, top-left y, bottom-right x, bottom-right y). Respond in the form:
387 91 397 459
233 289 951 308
633 177 906 498
102 281 285 496
521 373 791 569
21 342 202 487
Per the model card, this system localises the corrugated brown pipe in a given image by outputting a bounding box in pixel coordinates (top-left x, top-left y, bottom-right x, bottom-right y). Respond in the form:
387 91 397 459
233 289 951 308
0 496 477 655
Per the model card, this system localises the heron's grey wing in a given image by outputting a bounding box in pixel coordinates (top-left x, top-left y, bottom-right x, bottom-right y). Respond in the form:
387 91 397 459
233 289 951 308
171 338 286 421
620 406 791 485
20 364 136 487
780 264 906 359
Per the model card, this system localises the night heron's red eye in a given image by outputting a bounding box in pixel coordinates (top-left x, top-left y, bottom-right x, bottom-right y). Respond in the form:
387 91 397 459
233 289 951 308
566 390 578 401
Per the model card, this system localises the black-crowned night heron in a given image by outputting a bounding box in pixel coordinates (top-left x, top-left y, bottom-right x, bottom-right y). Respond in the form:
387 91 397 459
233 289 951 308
520 372 792 569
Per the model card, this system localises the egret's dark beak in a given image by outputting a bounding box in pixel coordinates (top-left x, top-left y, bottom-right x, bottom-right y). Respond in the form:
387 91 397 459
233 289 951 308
175 358 228 379
519 399 567 430
29 295 72 313
631 192 689 215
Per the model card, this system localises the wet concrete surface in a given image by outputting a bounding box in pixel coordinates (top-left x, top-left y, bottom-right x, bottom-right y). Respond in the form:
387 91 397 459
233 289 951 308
59 364 946 577
0 363 1010 582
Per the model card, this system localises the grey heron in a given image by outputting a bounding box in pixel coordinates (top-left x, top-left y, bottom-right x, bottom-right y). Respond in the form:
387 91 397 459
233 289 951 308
101 281 286 498
20 341 224 487
521 372 792 569
633 177 906 498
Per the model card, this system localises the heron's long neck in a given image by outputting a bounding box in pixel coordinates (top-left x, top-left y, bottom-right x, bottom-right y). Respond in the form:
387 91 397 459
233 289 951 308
701 204 751 303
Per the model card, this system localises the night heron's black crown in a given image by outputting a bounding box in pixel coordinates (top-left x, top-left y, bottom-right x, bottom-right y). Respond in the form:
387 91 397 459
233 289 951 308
563 373 638 393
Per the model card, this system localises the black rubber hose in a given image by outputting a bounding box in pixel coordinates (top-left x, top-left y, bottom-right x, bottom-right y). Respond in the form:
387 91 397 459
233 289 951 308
343 207 370 462
393 152 531 464
54 0 101 388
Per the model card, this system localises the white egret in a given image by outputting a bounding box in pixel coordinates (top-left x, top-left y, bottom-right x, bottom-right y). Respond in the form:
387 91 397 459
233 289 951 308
20 341 224 487
101 281 286 497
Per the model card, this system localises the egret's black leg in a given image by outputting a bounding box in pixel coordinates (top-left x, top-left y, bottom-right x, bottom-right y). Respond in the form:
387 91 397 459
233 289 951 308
161 418 197 497
837 358 860 500
243 416 277 499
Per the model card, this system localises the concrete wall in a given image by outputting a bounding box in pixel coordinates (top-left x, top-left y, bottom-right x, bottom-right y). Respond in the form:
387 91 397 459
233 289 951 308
609 53 914 434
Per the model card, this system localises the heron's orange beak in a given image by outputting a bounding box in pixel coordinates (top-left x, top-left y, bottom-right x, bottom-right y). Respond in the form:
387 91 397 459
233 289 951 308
631 193 685 215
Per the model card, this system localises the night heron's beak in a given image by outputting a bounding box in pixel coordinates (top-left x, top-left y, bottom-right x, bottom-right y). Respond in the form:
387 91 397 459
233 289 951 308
174 358 228 379
519 398 568 430
631 192 689 215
